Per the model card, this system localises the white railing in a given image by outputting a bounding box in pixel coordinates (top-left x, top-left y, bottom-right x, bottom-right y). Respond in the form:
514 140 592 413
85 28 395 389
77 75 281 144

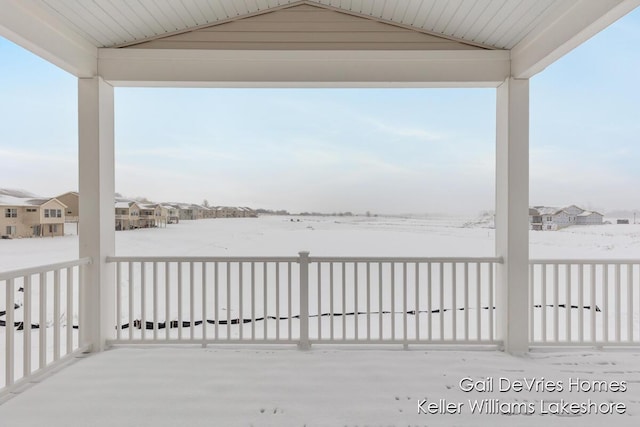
0 258 91 396
529 260 640 346
107 254 502 347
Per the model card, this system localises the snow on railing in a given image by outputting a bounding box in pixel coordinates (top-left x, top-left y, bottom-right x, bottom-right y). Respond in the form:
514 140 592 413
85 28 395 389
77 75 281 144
107 254 502 347
0 258 91 396
529 259 640 346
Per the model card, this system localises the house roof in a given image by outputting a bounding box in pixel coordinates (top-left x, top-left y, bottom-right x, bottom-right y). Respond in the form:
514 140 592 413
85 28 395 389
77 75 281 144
0 195 67 208
115 201 139 209
534 207 560 215
577 210 603 217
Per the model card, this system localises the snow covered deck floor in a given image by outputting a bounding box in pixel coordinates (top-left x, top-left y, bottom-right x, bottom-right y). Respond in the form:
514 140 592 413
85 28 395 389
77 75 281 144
1 347 639 426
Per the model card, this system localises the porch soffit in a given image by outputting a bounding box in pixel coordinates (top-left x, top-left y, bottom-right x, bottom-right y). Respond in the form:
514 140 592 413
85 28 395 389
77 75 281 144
1 0 638 80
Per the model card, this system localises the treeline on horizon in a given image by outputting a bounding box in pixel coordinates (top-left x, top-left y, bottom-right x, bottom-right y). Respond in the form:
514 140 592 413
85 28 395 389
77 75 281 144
255 208 358 217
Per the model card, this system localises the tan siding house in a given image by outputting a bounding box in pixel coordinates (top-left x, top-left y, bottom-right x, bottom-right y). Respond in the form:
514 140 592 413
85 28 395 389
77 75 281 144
1 196 66 238
115 201 141 230
57 191 79 223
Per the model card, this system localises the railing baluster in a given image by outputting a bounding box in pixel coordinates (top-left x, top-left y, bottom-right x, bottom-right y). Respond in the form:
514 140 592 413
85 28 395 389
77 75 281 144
128 262 133 341
298 252 310 349
227 262 231 341
54 269 61 361
215 262 219 340
463 262 468 342
529 264 534 342
616 264 621 342
378 263 383 341
318 262 322 340
189 262 194 340
6 278 15 386
439 262 443 340
202 262 207 343
627 264 633 342
341 262 346 340
553 263 559 342
354 262 358 340
177 262 183 340
239 262 243 340
141 262 147 340
415 262 420 341
153 262 158 340
565 263 571 342
39 272 46 369
590 264 596 343
66 267 73 353
578 264 584 342
23 275 31 377
402 262 407 344
251 262 256 341
603 264 609 343
165 262 170 341
541 264 547 342
288 262 292 341
116 262 122 341
367 262 371 342
391 262 396 341
451 262 456 341
276 262 280 341
263 263 267 340
428 262 432 341
476 263 481 341
330 262 334 341
489 262 494 342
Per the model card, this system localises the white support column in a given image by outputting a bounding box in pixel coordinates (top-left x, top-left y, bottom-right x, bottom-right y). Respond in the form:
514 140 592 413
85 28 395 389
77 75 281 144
78 76 115 352
495 77 529 354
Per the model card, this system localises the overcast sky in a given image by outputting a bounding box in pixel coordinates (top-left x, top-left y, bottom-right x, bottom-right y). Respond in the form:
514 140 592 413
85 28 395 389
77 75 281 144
1 9 639 215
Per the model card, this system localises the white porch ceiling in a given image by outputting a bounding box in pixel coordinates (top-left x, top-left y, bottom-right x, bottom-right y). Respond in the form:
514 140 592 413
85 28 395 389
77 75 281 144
1 0 638 81
32 0 584 50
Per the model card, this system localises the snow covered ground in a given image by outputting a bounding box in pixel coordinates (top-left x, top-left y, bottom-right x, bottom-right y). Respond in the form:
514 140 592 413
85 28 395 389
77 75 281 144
2 214 640 271
1 215 640 425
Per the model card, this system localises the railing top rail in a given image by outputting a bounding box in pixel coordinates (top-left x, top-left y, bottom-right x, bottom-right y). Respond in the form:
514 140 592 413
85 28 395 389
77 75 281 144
106 256 298 263
107 255 504 264
310 256 504 263
0 257 92 281
530 259 640 265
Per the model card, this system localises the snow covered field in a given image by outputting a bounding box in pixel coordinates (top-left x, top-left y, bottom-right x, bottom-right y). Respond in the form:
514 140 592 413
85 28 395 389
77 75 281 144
2 214 640 271
2 216 640 425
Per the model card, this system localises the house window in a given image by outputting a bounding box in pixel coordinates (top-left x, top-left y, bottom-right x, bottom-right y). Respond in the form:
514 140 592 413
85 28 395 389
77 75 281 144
5 208 17 218
26 208 37 213
546 216 552 221
49 224 58 233
6 225 16 235
45 209 62 218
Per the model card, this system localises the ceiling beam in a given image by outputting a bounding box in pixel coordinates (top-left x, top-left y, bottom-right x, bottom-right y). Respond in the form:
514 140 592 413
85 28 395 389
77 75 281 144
0 0 97 77
98 49 509 88
511 0 640 78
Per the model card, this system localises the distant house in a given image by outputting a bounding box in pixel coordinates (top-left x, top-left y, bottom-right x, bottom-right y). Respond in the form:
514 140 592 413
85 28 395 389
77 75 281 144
241 207 258 218
163 205 179 224
57 191 79 223
115 201 141 230
0 195 66 238
138 203 167 228
529 205 603 230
